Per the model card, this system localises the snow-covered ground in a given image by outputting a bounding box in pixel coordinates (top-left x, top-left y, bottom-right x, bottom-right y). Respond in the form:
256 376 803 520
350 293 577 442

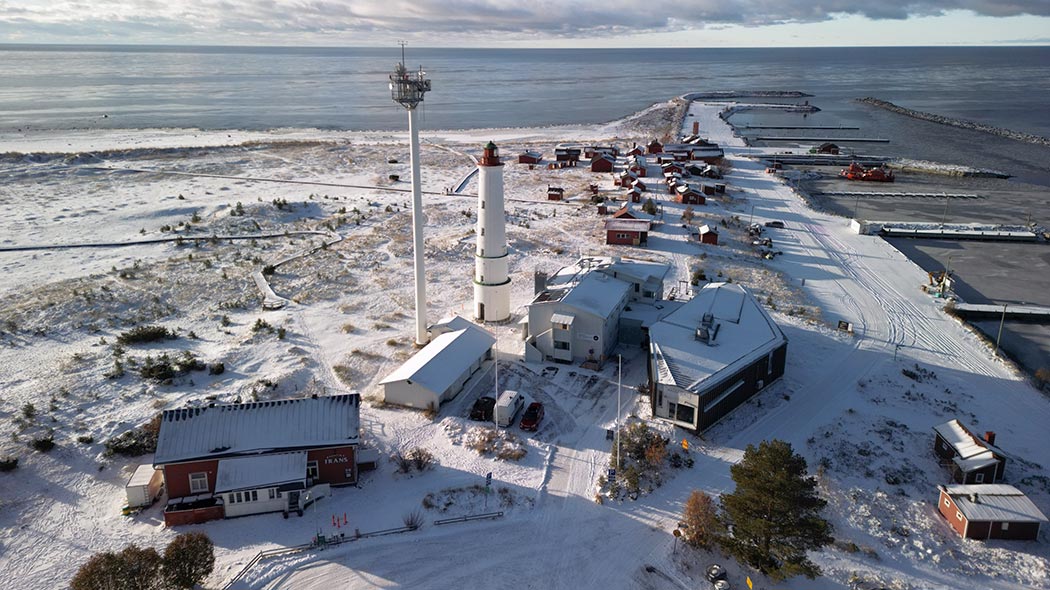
1 98 1048 590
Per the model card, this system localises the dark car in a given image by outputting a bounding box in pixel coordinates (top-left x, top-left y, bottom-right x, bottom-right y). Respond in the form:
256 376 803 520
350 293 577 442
469 396 496 421
764 220 785 228
519 402 544 431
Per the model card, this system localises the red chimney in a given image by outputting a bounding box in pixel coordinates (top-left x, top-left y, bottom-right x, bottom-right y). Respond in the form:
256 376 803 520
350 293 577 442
984 431 996 446
692 121 700 135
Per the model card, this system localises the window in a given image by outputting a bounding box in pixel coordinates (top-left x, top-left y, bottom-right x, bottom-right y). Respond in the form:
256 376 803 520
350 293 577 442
956 511 963 521
480 228 485 236
307 461 319 480
250 490 258 502
675 404 696 425
554 341 570 350
269 489 276 500
1002 522 1009 531
943 498 950 507
634 284 640 292
667 401 677 417
235 492 243 503
481 201 485 209
228 493 237 504
189 472 208 494
975 473 985 483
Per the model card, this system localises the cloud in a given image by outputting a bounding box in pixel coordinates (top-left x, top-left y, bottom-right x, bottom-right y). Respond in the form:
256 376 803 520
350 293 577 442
1 0 1048 41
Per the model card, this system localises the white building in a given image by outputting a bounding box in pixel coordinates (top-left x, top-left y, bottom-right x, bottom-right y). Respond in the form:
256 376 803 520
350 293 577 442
474 141 511 322
648 282 787 432
524 256 670 365
380 316 496 410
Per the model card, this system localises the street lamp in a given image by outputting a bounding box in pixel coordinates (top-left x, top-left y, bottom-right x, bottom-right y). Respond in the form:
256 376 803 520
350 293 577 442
940 192 951 227
995 304 1008 357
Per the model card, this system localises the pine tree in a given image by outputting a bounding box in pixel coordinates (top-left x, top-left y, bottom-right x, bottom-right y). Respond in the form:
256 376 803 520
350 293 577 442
162 532 215 589
718 440 832 581
682 490 723 549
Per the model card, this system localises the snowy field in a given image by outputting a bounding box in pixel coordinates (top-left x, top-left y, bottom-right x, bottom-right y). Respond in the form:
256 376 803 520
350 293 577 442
1 98 1048 590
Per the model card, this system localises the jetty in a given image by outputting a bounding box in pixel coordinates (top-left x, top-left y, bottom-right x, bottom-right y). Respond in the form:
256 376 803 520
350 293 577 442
754 136 890 143
949 303 1050 323
757 154 891 166
815 191 982 200
852 221 1041 242
739 125 860 130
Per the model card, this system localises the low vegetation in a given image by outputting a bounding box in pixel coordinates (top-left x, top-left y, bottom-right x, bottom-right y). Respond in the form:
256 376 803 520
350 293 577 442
71 532 214 590
105 415 162 457
117 325 178 345
465 427 527 461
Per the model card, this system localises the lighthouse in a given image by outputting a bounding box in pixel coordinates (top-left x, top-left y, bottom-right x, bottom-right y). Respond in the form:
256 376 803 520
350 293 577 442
474 141 511 322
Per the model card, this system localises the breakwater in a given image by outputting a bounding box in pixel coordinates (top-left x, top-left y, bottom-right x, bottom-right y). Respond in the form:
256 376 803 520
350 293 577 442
858 97 1050 148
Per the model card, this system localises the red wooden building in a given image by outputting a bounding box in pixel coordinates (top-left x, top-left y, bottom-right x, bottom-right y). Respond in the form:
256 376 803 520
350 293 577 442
605 218 650 246
626 186 642 203
555 147 581 162
661 162 684 176
675 184 705 205
626 145 644 156
630 179 648 192
617 170 638 186
937 484 1046 540
154 394 362 525
518 150 543 164
590 154 616 173
547 185 565 201
933 420 1008 484
646 139 663 154
698 224 718 245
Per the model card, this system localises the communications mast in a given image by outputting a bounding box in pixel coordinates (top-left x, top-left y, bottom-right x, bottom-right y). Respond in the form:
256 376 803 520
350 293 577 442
389 43 432 345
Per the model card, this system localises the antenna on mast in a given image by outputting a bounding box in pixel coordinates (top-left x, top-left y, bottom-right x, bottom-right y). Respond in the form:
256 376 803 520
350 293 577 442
398 40 407 67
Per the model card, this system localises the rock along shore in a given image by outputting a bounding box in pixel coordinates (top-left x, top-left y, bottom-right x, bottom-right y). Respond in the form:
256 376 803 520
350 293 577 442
858 97 1050 148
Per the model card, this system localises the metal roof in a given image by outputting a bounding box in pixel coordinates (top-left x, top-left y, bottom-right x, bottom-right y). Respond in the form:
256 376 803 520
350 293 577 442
944 484 1048 523
154 394 360 465
215 452 306 493
379 324 495 394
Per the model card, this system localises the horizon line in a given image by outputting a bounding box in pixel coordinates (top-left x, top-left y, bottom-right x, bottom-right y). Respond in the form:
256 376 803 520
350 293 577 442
1 42 1048 51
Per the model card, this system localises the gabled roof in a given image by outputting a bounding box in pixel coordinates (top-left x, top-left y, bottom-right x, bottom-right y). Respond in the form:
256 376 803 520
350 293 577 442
154 394 360 465
379 324 496 394
519 150 542 158
699 224 717 235
605 218 652 232
933 419 1007 473
650 283 786 395
943 485 1048 523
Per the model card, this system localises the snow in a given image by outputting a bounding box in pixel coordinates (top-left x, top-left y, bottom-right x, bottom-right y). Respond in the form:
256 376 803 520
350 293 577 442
932 419 1004 474
2 95 1050 590
155 395 361 464
558 272 632 320
945 485 1049 523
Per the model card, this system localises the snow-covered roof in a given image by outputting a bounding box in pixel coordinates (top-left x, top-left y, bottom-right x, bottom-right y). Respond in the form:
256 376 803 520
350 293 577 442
519 150 542 158
698 224 717 235
604 218 651 231
214 451 306 493
429 314 475 337
944 485 1048 523
154 394 361 465
127 464 158 488
649 283 786 394
933 420 1004 456
550 312 576 325
379 324 495 393
560 272 632 320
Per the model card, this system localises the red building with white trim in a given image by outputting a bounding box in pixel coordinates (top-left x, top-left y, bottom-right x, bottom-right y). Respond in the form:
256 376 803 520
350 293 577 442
154 394 361 525
605 218 650 246
937 484 1046 540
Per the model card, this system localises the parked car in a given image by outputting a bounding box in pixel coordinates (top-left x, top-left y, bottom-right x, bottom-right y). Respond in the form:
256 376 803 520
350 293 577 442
519 402 545 431
764 220 786 228
706 564 727 582
469 396 496 421
713 581 730 590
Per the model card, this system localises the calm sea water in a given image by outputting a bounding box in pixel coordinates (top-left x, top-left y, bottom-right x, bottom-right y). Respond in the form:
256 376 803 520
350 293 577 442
1 45 1048 183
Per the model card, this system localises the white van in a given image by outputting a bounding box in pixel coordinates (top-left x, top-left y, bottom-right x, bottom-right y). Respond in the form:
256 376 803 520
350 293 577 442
495 390 525 427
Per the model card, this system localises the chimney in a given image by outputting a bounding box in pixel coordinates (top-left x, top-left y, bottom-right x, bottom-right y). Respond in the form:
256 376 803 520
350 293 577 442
984 431 996 446
969 493 979 503
692 121 700 135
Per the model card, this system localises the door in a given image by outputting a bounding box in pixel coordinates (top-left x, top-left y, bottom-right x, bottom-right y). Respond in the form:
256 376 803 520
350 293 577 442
478 302 485 321
287 490 300 512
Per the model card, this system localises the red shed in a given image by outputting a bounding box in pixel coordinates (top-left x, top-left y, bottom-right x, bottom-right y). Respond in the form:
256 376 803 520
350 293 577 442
661 162 684 176
605 218 650 246
675 184 705 205
937 485 1046 540
547 185 565 201
933 420 1008 484
626 186 643 203
591 154 616 173
518 150 543 164
630 179 648 192
647 139 663 154
154 394 362 525
555 147 581 162
698 224 718 245
617 170 638 186
626 145 644 156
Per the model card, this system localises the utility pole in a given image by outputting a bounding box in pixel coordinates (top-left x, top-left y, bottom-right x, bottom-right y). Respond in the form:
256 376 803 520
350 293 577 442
940 192 950 227
748 203 755 227
616 354 622 474
853 193 861 221
995 304 1008 357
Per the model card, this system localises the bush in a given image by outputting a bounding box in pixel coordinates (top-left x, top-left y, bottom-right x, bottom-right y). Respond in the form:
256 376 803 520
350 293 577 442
408 447 435 471
690 269 707 286
0 457 18 472
72 545 162 590
402 509 424 530
77 435 95 445
117 325 177 345
1035 367 1050 387
683 490 723 549
162 532 214 589
30 435 55 452
252 318 273 333
208 362 225 375
642 197 657 215
262 264 276 276
21 402 36 420
392 452 413 474
105 415 162 457
140 354 176 382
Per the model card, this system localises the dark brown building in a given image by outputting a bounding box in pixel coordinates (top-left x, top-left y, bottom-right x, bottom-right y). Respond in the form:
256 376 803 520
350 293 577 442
933 419 1008 484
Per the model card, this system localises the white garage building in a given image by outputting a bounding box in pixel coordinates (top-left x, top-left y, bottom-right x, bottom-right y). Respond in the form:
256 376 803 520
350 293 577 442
379 316 496 411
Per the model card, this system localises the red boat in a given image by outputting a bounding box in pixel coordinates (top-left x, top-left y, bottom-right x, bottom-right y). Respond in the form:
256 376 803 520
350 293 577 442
839 162 895 182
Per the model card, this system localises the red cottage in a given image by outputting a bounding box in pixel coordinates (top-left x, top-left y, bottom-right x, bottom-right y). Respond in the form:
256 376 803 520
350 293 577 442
933 419 1008 484
698 224 718 245
605 218 650 246
518 150 543 164
646 139 663 154
937 484 1046 540
547 185 565 201
590 154 616 173
675 184 705 205
626 187 643 203
155 394 362 525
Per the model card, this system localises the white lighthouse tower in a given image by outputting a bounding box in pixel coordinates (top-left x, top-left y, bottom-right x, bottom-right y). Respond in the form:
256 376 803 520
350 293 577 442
474 141 511 322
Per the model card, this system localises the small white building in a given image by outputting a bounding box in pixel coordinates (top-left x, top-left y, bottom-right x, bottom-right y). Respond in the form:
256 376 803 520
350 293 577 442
380 316 496 410
648 282 787 432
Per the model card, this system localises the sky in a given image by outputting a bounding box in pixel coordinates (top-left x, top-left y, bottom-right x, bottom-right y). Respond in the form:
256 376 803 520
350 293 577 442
0 1 1048 47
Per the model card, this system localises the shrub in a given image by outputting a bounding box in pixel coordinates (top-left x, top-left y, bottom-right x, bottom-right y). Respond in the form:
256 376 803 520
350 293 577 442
252 318 273 333
208 362 225 375
140 355 176 382
117 325 177 345
683 490 723 549
277 327 286 340
262 265 276 276
105 415 162 457
0 457 18 472
642 198 657 215
30 435 55 452
175 351 204 373
690 269 707 286
77 435 95 445
162 532 214 589
392 452 414 473
21 402 36 420
402 509 424 530
408 447 435 471
71 545 162 590
644 440 668 468
1035 367 1050 387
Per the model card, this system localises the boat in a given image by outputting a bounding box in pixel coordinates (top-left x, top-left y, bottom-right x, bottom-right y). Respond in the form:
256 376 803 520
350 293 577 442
840 162 895 182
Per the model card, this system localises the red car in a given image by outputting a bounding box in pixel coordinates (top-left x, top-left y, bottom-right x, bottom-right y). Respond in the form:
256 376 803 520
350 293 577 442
519 402 544 431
